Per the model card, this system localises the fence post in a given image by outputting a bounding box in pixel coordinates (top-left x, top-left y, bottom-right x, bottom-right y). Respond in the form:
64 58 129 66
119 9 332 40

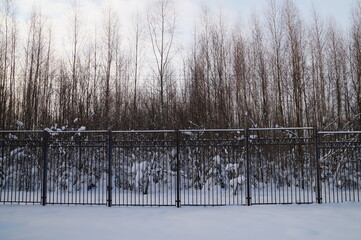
176 130 181 208
245 128 251 206
107 130 113 207
314 128 322 204
42 130 49 206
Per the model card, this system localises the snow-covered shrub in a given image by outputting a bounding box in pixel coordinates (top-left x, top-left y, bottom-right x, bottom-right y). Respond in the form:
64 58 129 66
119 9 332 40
1 145 42 191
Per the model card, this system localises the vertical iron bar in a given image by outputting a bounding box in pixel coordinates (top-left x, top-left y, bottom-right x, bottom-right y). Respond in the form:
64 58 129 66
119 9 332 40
0 135 3 203
314 128 322 204
42 130 49 206
176 130 180 208
245 128 251 206
107 131 113 207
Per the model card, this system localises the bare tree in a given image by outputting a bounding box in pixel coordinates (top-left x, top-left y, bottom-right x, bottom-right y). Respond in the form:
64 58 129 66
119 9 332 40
187 23 206 127
101 2 120 129
0 0 17 129
309 9 327 128
131 7 145 128
266 0 285 126
22 8 50 129
283 0 306 127
250 13 270 126
68 0 82 124
350 2 361 130
326 20 348 129
147 0 176 125
232 28 249 128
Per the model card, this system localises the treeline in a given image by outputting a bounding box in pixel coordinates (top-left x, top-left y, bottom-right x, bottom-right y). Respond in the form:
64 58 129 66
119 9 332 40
0 0 360 130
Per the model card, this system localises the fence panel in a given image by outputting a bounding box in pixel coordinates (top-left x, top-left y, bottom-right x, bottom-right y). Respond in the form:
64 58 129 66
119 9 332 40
111 131 177 206
0 131 43 204
319 131 361 203
1 128 361 207
46 131 108 205
179 130 246 206
248 128 316 204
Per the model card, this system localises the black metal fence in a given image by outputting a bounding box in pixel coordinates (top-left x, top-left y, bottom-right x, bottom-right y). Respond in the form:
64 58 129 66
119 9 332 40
0 128 360 207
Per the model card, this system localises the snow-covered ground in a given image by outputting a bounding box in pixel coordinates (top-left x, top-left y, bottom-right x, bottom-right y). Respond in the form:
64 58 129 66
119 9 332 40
1 203 361 240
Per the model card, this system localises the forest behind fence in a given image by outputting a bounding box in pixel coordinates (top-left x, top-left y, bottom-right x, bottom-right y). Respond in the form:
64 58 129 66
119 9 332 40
1 128 360 207
1 0 361 131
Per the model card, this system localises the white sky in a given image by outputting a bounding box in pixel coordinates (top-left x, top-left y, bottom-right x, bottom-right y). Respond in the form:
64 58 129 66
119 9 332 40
10 0 357 77
14 0 356 43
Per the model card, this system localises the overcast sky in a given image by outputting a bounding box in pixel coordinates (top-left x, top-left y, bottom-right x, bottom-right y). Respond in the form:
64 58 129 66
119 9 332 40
11 0 357 67
15 0 356 23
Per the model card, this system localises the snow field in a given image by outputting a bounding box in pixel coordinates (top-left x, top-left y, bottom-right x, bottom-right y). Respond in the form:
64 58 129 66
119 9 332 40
0 202 361 240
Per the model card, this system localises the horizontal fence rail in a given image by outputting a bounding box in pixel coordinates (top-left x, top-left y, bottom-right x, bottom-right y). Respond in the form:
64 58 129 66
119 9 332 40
0 128 360 207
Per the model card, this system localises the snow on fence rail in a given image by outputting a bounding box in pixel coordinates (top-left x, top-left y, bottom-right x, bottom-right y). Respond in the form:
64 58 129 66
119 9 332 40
0 128 360 207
